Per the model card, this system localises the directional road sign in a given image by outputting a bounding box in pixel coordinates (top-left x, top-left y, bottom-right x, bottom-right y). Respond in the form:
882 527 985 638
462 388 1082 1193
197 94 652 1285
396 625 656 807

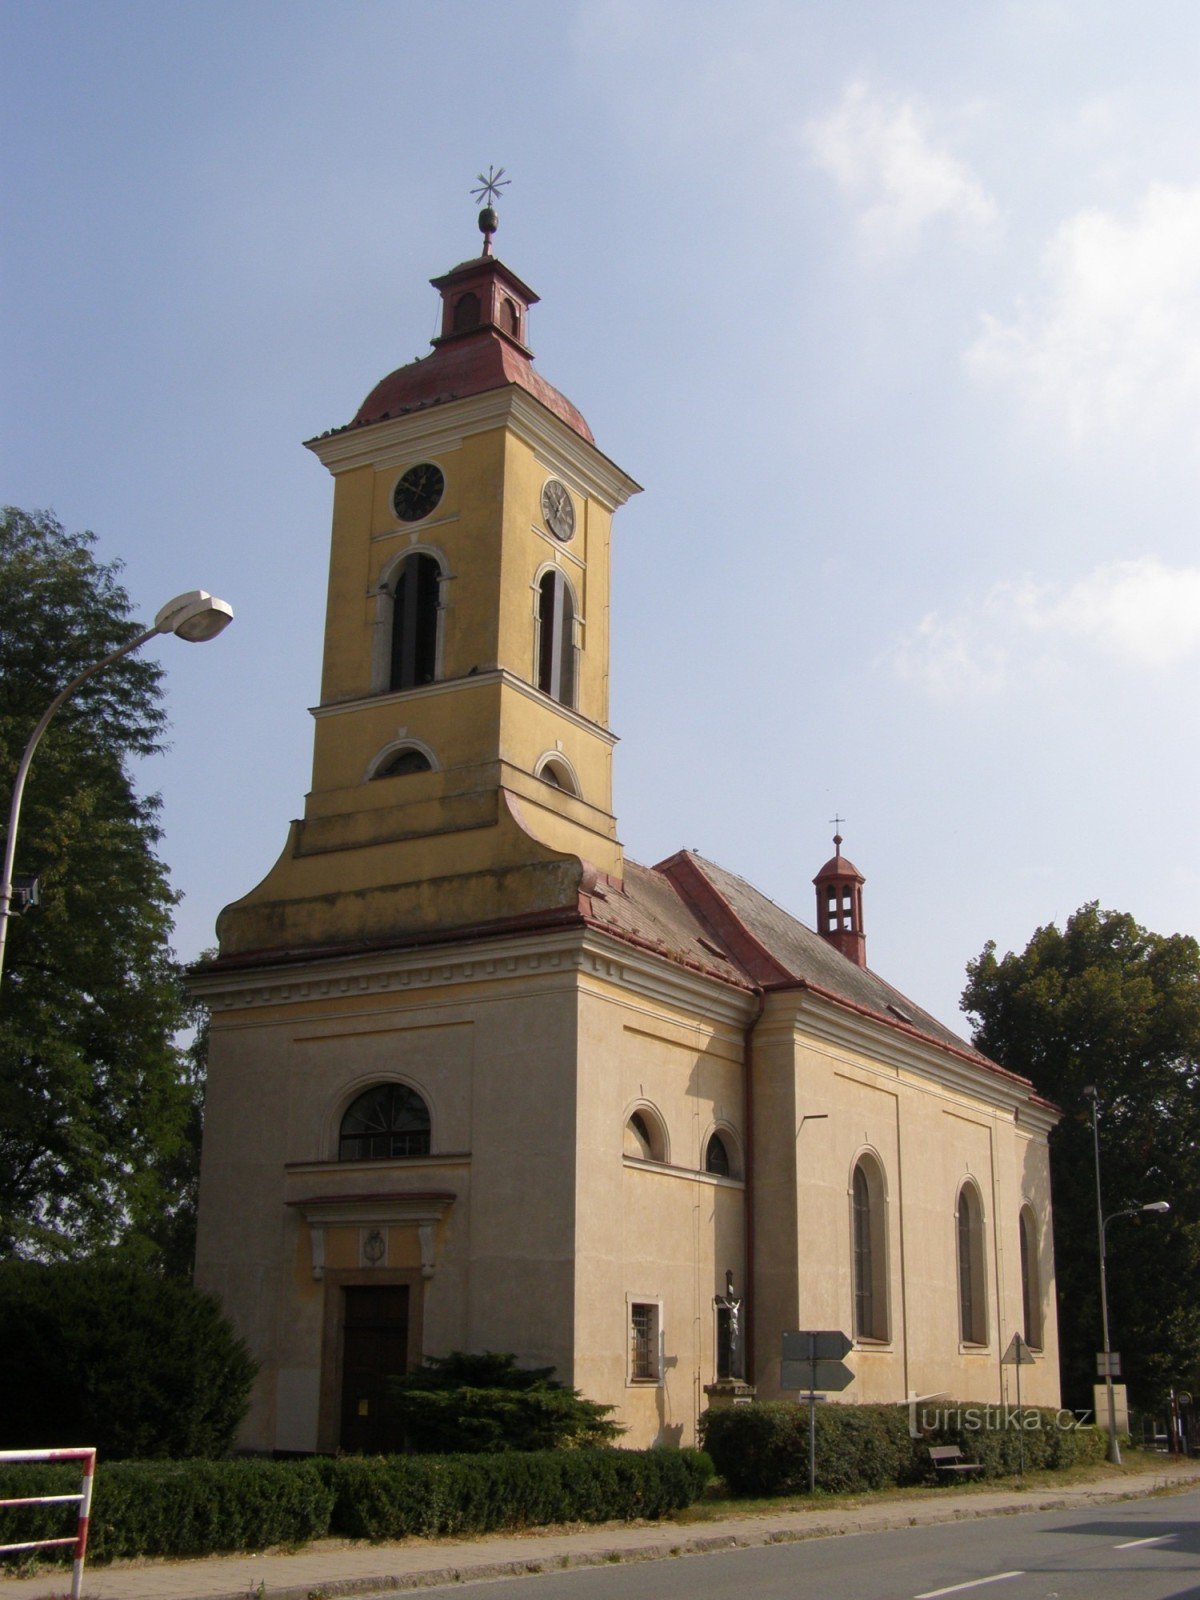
782 1329 854 1363
781 1358 854 1392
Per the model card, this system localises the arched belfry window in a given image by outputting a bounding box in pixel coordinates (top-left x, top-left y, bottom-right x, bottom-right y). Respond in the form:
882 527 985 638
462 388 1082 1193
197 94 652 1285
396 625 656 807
957 1182 988 1345
390 553 440 692
339 1083 431 1161
537 569 576 707
852 1156 889 1341
1019 1205 1043 1350
453 292 480 332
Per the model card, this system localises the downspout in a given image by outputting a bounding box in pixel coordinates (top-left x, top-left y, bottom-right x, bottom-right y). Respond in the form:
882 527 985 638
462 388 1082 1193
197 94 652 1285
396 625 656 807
743 986 766 1383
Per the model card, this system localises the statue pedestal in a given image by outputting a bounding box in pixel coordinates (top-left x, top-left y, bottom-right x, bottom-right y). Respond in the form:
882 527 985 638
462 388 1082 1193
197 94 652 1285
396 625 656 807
703 1380 756 1408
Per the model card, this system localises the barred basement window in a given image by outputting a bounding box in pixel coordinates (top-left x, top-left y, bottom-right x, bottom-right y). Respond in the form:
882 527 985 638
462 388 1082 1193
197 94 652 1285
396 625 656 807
630 1302 660 1382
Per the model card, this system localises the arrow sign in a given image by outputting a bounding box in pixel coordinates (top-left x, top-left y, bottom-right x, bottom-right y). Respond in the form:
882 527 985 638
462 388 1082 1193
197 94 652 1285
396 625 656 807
1002 1333 1037 1367
781 1358 854 1392
782 1329 854 1362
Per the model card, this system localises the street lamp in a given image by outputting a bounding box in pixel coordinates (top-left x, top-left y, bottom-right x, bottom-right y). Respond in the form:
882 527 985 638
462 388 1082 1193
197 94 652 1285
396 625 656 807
1082 1085 1171 1464
0 589 234 988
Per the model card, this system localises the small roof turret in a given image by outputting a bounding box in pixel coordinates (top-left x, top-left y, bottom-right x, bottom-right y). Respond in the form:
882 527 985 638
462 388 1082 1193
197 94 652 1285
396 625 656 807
813 831 867 968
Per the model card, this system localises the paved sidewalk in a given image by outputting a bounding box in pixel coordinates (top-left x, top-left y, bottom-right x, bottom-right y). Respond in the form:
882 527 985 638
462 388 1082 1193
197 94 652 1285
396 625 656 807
5 1461 1198 1600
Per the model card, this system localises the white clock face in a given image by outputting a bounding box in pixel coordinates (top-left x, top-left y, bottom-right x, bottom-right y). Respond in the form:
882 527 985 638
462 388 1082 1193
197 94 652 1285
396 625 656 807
541 479 576 541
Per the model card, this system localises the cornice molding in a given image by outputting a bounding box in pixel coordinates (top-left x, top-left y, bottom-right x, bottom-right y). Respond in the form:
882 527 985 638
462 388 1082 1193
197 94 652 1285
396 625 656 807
788 987 1054 1122
189 921 754 1030
310 668 619 748
306 387 641 512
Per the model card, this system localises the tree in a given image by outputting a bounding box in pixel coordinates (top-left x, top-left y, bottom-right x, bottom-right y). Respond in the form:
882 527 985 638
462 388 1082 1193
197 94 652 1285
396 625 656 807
0 1258 256 1457
962 903 1200 1411
0 507 196 1264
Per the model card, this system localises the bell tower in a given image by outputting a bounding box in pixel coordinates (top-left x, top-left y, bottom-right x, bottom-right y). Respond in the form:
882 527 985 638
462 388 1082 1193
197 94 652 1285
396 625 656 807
218 202 640 958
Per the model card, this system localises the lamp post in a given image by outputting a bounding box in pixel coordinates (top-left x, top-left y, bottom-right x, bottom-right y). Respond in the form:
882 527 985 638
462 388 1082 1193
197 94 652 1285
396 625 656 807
1082 1085 1171 1464
0 589 233 989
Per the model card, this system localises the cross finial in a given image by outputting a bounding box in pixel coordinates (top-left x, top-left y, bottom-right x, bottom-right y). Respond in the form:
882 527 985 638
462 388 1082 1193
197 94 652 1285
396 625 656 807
471 165 511 208
471 166 510 254
829 813 845 845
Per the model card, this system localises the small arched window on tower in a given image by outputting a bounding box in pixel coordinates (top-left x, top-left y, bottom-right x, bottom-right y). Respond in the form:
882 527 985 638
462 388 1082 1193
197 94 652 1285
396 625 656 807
536 569 576 706
390 553 440 692
373 745 433 780
852 1156 889 1341
1019 1205 1043 1350
453 291 481 332
957 1182 988 1345
501 296 520 337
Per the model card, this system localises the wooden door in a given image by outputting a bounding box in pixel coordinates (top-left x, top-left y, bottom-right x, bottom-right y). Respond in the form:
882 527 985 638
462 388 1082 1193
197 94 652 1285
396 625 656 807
339 1285 410 1452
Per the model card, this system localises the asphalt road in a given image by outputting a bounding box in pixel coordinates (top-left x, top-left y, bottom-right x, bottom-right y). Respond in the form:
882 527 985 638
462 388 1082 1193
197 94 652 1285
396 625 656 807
395 1487 1200 1600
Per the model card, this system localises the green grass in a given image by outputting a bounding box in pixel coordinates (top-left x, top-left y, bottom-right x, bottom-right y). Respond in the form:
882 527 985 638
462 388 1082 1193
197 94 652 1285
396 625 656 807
669 1449 1195 1524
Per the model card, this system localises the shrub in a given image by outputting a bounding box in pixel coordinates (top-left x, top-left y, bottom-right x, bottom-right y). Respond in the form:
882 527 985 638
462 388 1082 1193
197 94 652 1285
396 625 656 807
317 1447 713 1539
385 1351 621 1452
921 1404 1108 1476
701 1400 1107 1495
0 1459 332 1565
0 1259 256 1458
701 1402 916 1496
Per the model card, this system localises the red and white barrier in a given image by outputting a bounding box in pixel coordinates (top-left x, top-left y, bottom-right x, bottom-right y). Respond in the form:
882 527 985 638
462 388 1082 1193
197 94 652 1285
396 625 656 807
0 1447 96 1599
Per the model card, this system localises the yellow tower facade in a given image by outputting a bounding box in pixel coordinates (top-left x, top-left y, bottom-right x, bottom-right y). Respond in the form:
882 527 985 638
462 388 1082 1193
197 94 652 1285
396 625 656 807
218 238 639 959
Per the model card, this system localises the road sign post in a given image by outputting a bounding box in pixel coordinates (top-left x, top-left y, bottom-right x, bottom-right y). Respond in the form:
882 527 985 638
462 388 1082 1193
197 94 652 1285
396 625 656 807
1001 1332 1036 1472
781 1331 854 1493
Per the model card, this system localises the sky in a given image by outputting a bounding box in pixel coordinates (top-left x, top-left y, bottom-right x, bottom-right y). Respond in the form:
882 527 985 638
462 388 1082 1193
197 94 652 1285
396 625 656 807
4 0 1199 1036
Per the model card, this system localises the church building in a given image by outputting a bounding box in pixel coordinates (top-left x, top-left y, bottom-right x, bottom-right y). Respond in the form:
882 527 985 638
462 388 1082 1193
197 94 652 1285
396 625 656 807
192 204 1061 1453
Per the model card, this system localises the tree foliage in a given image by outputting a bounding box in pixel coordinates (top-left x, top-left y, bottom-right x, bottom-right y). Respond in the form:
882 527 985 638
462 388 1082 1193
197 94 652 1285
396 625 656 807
0 1259 256 1458
0 507 197 1264
962 903 1200 1409
386 1352 622 1452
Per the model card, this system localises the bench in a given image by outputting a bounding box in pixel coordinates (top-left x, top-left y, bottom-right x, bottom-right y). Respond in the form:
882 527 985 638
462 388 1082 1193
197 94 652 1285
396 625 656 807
928 1445 984 1478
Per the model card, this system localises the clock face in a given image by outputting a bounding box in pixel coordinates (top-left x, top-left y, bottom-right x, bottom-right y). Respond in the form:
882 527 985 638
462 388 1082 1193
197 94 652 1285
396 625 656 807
393 462 445 523
541 478 576 541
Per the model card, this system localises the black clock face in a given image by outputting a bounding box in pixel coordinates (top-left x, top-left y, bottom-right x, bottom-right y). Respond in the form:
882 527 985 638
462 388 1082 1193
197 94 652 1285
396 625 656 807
393 462 445 522
541 478 576 541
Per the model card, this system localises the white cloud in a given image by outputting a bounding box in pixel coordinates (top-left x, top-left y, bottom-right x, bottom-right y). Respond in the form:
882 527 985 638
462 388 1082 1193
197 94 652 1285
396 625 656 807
967 183 1200 439
804 80 999 259
893 558 1200 697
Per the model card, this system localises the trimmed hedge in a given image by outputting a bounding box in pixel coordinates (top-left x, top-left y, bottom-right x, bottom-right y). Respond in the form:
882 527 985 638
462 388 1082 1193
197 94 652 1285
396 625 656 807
0 1449 712 1564
700 1401 1107 1496
0 1459 332 1564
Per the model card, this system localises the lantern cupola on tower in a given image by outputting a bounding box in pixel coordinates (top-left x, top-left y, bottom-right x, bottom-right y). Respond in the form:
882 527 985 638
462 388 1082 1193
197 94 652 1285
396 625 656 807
813 832 866 968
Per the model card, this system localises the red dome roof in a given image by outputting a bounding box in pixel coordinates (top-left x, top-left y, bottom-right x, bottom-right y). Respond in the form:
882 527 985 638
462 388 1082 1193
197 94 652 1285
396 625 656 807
351 335 593 443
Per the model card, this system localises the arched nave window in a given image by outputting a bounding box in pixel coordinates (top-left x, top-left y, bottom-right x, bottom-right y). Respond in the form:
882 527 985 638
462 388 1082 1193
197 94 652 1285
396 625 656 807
957 1182 988 1346
1019 1205 1043 1351
852 1155 889 1342
339 1083 431 1161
